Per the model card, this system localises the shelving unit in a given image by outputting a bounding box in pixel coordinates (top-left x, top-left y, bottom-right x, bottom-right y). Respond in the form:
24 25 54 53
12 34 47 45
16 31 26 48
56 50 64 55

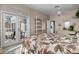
35 19 42 35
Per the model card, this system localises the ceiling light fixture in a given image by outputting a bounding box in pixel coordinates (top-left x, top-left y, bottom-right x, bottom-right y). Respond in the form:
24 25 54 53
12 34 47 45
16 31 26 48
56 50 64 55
55 5 62 16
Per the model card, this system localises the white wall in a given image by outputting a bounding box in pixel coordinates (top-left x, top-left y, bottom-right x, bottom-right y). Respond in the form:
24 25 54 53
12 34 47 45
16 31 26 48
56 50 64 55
0 4 48 35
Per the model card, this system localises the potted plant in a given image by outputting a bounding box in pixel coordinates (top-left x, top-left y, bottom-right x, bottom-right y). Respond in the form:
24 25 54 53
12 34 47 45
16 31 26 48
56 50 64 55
76 10 79 18
68 25 74 31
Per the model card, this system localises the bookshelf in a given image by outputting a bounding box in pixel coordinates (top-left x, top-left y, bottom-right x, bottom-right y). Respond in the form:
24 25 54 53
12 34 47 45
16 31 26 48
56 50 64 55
35 19 42 35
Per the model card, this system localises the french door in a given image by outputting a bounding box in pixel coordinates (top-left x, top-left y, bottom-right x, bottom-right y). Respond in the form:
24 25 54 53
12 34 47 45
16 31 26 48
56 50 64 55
1 12 30 47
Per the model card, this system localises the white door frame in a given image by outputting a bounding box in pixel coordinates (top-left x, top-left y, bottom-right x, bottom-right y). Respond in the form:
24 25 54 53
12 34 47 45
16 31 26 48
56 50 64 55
47 20 55 33
50 21 55 33
0 10 30 47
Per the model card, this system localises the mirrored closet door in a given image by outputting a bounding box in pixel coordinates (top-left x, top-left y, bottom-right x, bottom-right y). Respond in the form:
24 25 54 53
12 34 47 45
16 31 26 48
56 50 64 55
19 16 27 40
1 13 18 47
0 12 30 47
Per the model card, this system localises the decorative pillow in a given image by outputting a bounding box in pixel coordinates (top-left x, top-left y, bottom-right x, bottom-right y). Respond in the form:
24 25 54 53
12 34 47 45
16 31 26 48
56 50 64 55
54 44 64 53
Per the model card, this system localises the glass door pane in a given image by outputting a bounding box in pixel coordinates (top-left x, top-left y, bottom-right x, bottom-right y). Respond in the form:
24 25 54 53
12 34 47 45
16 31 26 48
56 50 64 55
19 16 27 40
4 14 16 40
2 13 18 47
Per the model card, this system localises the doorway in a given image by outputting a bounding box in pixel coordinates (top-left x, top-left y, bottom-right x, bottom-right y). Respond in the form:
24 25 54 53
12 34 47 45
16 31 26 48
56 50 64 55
50 21 55 33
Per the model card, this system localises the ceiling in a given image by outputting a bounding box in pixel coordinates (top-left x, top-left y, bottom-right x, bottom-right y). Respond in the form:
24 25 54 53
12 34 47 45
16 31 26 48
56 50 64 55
26 4 79 16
